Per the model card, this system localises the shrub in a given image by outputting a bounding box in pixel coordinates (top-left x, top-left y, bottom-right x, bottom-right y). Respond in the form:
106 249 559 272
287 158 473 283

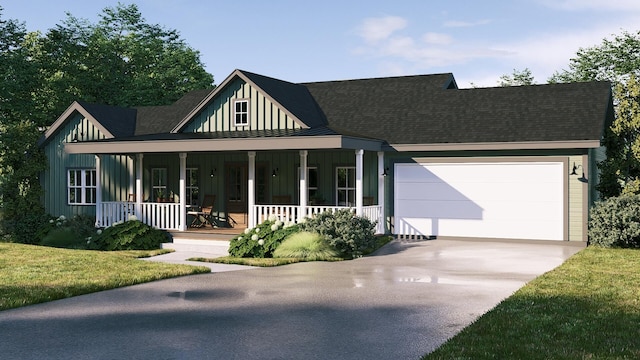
299 208 377 259
89 220 168 251
588 195 640 248
273 231 339 260
228 218 299 258
39 215 97 249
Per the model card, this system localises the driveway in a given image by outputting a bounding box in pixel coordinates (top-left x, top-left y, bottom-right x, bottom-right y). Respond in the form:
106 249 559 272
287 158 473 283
0 239 583 360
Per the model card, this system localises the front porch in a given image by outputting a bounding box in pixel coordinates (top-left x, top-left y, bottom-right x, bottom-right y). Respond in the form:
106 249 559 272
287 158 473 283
94 149 387 234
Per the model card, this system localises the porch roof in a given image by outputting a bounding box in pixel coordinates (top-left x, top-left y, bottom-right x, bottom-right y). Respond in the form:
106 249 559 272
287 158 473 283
64 127 384 154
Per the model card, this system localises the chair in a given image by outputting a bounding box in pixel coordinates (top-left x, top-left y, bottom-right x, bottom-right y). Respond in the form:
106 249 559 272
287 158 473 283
188 194 216 228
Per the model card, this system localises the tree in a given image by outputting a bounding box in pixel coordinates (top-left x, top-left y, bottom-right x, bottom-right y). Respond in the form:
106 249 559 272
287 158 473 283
498 68 535 86
36 3 214 125
550 30 640 198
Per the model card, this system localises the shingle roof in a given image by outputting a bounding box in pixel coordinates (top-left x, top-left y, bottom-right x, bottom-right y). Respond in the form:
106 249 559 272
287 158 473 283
76 101 136 138
134 89 214 135
304 76 612 145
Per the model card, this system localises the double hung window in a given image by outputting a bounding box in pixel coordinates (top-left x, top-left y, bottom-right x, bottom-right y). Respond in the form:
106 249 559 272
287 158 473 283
68 169 96 205
336 167 355 206
234 99 249 126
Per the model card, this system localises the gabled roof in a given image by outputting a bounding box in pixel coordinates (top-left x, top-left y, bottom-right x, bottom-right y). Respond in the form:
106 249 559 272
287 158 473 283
135 89 214 135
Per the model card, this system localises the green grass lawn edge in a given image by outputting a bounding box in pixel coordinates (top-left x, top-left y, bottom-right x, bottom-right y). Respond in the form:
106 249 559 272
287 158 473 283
423 246 640 359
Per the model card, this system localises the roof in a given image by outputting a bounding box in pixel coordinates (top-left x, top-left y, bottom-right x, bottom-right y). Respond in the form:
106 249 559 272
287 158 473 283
51 69 613 154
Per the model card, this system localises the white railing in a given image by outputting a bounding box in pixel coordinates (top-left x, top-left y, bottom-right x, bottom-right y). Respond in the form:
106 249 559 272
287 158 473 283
98 202 183 230
252 205 384 234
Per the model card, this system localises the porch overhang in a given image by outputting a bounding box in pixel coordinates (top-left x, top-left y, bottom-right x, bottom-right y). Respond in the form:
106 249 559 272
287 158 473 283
64 135 384 154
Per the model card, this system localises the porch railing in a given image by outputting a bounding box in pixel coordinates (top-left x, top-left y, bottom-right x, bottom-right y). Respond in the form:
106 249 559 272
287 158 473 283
98 202 182 230
253 205 384 234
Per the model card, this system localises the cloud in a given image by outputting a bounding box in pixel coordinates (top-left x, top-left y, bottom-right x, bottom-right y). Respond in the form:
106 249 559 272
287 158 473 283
443 19 492 28
538 0 640 11
423 32 453 45
356 16 407 44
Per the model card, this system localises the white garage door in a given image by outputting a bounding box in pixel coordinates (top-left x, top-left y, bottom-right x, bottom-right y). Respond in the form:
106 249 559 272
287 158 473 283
394 162 564 240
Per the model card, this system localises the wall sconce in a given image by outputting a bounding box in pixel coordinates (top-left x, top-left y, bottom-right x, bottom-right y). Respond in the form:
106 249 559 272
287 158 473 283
210 168 216 177
382 167 389 176
72 134 78 142
570 162 583 176
272 168 279 177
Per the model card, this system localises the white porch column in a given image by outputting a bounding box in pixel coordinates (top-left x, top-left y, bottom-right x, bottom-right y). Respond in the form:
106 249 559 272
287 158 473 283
248 151 256 227
355 149 364 216
135 154 143 218
378 151 386 233
179 153 187 231
299 150 308 221
95 155 102 227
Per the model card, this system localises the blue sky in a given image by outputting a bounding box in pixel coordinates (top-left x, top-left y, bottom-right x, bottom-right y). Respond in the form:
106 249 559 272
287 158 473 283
3 0 640 87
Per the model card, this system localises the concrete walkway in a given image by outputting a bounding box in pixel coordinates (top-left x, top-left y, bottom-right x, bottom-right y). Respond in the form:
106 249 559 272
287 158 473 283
0 238 584 360
142 239 253 272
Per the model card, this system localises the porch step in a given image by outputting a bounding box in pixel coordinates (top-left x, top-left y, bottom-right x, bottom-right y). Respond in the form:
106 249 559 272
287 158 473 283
162 238 230 256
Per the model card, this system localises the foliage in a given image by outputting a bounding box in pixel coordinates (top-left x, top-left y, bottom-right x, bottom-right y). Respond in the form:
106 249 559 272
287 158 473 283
549 30 640 198
89 220 168 251
39 214 97 249
0 242 209 310
299 209 377 259
424 247 640 359
588 195 640 248
273 231 339 260
228 218 299 258
498 68 535 86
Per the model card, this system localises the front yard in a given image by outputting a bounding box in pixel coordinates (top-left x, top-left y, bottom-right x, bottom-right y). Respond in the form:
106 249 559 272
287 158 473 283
424 246 640 359
0 243 210 311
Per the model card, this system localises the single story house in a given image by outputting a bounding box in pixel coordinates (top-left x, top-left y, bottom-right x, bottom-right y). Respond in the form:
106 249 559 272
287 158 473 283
38 69 613 242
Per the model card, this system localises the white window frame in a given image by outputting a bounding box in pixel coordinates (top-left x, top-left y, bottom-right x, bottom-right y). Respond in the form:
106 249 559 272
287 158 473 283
152 168 168 201
186 167 199 206
67 169 96 205
233 99 249 126
336 166 355 206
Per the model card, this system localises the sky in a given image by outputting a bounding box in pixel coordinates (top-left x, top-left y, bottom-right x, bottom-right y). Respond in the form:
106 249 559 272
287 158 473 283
3 0 640 88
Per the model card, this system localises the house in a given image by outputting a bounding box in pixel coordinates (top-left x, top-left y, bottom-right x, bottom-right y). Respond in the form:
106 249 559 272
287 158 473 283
38 69 614 242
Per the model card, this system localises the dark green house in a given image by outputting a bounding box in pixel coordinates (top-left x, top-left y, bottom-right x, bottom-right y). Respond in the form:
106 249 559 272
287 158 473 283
38 69 613 242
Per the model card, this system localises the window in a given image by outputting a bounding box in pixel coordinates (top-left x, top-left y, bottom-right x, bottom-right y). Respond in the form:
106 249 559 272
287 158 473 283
298 167 319 203
68 169 96 205
186 168 199 205
152 168 168 201
234 99 249 126
336 167 355 206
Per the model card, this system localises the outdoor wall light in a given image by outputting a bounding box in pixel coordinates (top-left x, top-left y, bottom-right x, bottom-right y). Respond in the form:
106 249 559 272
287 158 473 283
382 167 389 176
272 168 279 177
210 168 216 177
570 162 583 176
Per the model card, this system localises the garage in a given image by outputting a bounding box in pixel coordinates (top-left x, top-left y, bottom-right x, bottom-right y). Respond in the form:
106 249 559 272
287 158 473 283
393 161 565 240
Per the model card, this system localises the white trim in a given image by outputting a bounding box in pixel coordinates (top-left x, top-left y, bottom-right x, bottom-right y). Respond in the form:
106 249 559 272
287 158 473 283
67 168 97 205
387 140 601 152
233 99 249 127
336 166 356 207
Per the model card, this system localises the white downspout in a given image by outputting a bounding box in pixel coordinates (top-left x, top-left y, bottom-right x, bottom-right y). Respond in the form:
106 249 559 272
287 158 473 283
179 153 187 231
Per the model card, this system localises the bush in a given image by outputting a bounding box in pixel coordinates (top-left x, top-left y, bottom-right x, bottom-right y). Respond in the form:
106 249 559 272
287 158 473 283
589 195 640 248
299 209 377 259
39 215 97 249
273 231 339 260
228 218 299 258
89 220 168 251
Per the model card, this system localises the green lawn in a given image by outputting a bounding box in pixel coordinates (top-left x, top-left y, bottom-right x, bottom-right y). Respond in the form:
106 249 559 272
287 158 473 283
0 243 210 311
424 247 640 359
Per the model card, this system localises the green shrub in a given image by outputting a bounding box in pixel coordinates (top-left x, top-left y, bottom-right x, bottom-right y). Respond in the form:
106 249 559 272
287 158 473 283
41 228 87 249
299 208 377 259
588 195 640 248
228 218 299 258
89 220 168 251
39 215 97 249
273 231 339 260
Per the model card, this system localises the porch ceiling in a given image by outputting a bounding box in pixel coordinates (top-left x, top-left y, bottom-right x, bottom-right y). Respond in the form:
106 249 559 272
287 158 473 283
64 134 384 154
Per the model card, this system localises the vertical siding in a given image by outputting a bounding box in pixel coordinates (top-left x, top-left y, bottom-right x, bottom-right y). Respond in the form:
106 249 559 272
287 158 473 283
568 155 586 241
181 78 302 133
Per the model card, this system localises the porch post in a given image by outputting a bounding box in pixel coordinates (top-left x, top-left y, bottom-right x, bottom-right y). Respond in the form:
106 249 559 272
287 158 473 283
95 155 102 227
355 149 364 216
135 154 143 219
377 151 385 234
179 153 187 231
299 150 308 221
248 151 256 228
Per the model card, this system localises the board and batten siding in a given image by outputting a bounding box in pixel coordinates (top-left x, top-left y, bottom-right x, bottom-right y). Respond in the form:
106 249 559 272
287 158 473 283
182 78 303 133
42 112 131 218
568 155 588 241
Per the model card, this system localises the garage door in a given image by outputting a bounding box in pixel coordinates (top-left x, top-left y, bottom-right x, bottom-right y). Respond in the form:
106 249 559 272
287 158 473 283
394 162 564 240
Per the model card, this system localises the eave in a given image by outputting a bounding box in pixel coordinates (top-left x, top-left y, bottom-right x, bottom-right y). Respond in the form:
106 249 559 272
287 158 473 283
385 140 602 152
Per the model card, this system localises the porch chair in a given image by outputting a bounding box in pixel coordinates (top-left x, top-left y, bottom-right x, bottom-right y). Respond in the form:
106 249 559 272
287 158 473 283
188 194 216 228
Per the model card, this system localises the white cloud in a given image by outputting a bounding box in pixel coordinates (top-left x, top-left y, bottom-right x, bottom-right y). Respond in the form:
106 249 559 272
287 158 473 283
422 32 453 45
356 16 407 44
443 19 491 28
539 0 640 11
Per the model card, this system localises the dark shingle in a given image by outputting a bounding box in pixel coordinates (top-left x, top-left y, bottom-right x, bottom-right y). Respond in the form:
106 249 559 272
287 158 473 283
76 101 137 138
134 89 214 135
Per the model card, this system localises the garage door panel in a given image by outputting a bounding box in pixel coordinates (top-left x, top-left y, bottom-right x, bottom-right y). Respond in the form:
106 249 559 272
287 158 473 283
394 162 564 241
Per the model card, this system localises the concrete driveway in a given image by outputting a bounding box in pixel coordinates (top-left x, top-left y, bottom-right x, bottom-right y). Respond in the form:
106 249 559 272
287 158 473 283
0 239 583 360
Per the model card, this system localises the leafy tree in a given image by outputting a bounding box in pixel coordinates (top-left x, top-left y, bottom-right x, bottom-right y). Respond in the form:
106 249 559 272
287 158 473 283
498 68 535 86
550 30 640 197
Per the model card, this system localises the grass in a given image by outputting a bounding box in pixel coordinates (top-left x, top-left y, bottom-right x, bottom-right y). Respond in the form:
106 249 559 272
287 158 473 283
424 247 640 359
0 243 210 311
